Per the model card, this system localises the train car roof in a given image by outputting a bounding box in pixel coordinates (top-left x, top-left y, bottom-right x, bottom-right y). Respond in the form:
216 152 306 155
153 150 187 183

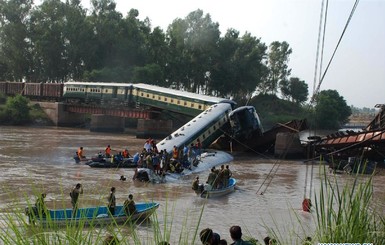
64 81 233 104
156 102 232 153
64 81 134 87
133 83 227 104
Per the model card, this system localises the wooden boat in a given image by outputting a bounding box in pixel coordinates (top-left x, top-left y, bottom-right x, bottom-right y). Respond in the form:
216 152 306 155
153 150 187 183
26 202 159 226
199 178 236 198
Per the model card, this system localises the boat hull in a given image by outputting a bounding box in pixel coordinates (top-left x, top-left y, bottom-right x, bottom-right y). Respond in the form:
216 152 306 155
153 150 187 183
200 178 236 198
26 202 159 227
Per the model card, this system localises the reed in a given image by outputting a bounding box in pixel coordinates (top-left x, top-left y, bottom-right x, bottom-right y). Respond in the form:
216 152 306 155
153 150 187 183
0 188 207 245
313 166 385 244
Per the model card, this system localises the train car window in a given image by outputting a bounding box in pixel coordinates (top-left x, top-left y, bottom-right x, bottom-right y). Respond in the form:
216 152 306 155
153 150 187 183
105 89 108 93
141 92 144 96
198 105 202 109
152 95 155 99
191 103 194 108
164 97 167 102
184 102 187 106
177 100 180 104
158 96 161 100
213 126 216 130
203 134 206 139
171 99 174 103
146 93 149 97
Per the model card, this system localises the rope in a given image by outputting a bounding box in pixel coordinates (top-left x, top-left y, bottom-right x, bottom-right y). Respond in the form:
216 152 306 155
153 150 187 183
218 119 307 195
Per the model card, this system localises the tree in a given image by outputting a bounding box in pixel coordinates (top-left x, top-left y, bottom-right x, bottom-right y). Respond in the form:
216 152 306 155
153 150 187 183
259 41 292 95
281 77 309 104
0 0 33 82
29 0 69 82
4 94 30 124
166 9 220 93
211 30 268 99
313 90 352 129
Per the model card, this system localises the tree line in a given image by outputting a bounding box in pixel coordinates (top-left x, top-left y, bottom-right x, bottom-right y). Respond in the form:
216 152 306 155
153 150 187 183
0 0 351 129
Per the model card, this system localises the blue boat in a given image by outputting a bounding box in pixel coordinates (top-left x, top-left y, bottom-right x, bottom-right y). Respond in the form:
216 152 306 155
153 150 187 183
198 178 237 198
26 202 159 226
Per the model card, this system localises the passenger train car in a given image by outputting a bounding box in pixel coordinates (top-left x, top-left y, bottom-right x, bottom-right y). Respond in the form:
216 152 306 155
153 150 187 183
156 102 234 154
63 82 226 116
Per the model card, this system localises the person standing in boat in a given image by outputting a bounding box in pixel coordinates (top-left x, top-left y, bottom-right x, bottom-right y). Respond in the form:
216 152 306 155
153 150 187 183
108 187 116 216
122 148 130 158
105 145 112 158
223 165 232 188
70 183 83 217
207 167 218 189
35 193 47 218
192 176 204 193
77 147 85 160
123 194 136 216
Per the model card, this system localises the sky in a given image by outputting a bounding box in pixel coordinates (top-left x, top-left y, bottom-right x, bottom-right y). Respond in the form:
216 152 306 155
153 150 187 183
79 0 385 109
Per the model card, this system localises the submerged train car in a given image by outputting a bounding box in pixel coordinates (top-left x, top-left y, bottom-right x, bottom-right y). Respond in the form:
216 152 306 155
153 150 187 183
156 102 234 154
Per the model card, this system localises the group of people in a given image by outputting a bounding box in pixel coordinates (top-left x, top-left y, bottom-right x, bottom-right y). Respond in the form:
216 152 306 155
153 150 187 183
192 165 233 192
31 183 137 220
76 145 133 164
199 226 254 245
134 137 203 175
199 226 312 245
106 186 137 216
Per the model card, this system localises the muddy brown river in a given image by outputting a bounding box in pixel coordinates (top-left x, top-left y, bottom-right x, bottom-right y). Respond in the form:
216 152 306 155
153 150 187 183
0 126 384 244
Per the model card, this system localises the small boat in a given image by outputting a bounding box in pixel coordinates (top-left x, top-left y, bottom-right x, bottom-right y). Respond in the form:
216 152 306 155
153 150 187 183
198 178 237 198
25 202 159 226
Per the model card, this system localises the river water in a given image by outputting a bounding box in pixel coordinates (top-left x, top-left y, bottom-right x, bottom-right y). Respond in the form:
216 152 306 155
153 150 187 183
0 126 384 244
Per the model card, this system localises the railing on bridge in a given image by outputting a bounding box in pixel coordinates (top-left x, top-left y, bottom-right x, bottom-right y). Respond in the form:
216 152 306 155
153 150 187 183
64 104 154 119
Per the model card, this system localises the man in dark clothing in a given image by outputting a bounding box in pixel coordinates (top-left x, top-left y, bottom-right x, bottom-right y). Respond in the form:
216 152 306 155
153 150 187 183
123 194 137 216
70 183 83 217
200 228 221 245
229 225 253 245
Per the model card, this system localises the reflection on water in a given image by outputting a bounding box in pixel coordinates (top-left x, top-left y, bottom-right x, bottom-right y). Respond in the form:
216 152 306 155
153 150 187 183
1 126 384 243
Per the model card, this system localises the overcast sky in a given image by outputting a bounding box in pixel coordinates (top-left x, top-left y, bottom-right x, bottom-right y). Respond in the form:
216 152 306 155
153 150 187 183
79 0 384 108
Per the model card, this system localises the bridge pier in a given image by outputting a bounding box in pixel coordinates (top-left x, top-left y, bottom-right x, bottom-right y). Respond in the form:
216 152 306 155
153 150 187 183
90 114 125 133
136 119 173 139
36 102 86 126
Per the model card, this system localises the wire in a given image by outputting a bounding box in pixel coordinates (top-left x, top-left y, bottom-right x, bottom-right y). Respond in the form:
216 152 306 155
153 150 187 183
311 0 360 104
